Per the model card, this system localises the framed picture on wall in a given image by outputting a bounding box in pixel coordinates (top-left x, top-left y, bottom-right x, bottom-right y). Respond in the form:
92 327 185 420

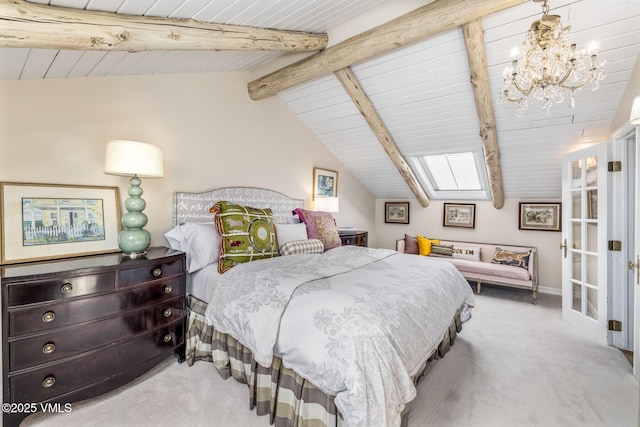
443 203 476 228
384 202 410 224
518 202 561 231
0 182 122 264
313 167 338 199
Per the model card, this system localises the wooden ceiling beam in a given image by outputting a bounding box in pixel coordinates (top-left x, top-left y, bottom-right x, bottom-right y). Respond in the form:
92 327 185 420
0 0 327 52
248 0 526 100
335 67 430 207
462 19 505 209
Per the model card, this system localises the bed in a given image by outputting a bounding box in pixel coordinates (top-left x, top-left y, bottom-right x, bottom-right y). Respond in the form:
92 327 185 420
167 187 475 427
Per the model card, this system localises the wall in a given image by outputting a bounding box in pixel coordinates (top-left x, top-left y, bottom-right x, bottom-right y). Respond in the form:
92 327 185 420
610 54 640 133
374 198 563 293
0 72 375 255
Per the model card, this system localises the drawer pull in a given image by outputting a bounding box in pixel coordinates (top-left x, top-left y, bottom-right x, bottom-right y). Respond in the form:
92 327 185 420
60 283 73 294
42 376 56 388
152 268 162 277
163 308 172 318
42 311 55 323
42 342 56 354
163 334 172 343
163 284 172 294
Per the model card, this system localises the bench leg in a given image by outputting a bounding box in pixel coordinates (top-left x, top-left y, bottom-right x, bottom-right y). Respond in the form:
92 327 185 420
476 279 481 295
532 288 538 305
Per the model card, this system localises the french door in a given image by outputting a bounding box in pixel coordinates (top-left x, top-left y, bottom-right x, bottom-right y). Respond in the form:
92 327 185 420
561 143 609 343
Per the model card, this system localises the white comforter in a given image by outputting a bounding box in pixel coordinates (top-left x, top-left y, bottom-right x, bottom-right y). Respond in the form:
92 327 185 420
205 246 474 427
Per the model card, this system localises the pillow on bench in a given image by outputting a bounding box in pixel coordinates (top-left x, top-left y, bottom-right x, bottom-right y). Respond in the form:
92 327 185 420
492 247 531 269
452 246 481 261
431 244 453 257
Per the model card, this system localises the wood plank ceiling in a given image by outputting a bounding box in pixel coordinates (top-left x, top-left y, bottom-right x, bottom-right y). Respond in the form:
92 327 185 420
1 0 639 203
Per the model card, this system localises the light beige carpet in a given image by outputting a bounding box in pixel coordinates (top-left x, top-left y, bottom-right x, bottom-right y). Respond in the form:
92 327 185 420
22 287 639 427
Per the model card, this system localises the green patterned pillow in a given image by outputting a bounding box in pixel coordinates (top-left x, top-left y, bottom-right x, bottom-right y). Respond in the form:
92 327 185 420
210 201 279 273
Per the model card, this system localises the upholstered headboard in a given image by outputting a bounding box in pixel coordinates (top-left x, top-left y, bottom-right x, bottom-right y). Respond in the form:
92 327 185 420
173 187 304 226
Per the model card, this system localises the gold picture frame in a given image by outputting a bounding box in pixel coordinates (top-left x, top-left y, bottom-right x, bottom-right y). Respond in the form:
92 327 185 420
313 167 338 200
0 182 122 264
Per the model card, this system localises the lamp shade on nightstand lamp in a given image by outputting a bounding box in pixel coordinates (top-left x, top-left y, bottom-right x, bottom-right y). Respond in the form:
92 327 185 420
104 140 164 257
630 95 640 125
314 197 339 213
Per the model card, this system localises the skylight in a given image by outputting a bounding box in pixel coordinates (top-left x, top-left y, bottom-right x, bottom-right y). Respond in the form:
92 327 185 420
423 153 482 191
409 151 489 200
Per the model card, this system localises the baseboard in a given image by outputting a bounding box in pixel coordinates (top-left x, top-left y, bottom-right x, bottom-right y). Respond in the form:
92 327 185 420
537 285 561 296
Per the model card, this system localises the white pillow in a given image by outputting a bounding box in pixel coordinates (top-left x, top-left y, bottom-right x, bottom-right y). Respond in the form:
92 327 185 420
452 246 481 261
164 222 220 273
276 222 308 247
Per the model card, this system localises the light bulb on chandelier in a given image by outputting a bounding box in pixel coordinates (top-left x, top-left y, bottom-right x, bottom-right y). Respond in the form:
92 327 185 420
500 0 606 117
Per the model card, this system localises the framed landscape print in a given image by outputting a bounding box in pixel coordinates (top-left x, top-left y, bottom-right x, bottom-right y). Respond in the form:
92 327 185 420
0 182 121 264
313 167 338 200
519 202 561 232
385 202 410 224
443 203 475 228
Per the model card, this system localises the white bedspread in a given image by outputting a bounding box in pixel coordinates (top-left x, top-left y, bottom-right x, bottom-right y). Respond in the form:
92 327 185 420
205 246 474 427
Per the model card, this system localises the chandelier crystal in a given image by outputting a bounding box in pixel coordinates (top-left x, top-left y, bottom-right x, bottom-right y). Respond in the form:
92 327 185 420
501 0 606 117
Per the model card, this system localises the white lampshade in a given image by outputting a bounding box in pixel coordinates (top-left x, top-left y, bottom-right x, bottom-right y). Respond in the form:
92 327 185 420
630 95 640 125
104 140 164 178
314 197 339 213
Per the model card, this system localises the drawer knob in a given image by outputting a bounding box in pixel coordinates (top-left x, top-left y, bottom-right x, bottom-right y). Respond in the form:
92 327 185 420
42 342 56 354
42 376 56 388
163 334 172 343
163 308 172 318
60 283 73 294
42 311 55 323
163 284 172 294
152 268 162 277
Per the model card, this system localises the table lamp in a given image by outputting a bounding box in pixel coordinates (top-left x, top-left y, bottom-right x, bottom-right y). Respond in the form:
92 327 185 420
314 197 339 213
104 140 164 258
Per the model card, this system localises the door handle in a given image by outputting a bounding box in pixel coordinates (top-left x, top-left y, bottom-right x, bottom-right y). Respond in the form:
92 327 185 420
629 255 639 285
560 239 567 258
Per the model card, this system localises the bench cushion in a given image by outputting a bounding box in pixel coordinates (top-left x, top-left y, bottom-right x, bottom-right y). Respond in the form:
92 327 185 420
444 258 531 282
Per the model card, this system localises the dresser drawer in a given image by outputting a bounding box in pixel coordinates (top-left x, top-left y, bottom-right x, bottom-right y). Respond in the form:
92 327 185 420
9 297 184 372
9 277 184 337
9 319 184 403
118 259 183 287
7 272 115 307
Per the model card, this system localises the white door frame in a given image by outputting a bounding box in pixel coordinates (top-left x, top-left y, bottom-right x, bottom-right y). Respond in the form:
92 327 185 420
609 127 635 350
611 123 638 374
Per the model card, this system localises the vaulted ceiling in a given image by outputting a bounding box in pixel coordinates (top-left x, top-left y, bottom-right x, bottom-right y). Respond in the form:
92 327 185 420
2 0 639 204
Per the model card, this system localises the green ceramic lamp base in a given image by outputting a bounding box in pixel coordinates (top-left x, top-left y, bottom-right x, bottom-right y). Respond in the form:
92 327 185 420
119 175 151 257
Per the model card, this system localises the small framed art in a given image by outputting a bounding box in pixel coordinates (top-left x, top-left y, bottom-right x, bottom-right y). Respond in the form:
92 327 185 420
443 203 475 228
0 182 122 264
385 202 410 224
313 167 338 199
519 202 561 232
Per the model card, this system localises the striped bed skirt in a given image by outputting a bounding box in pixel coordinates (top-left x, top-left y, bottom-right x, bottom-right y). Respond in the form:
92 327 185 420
185 295 463 427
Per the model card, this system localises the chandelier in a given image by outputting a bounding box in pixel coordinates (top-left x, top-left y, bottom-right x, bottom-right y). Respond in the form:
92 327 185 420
501 0 606 116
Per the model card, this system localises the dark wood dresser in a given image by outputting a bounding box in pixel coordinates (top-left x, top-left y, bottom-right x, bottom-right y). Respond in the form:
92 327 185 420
0 247 186 426
339 231 368 247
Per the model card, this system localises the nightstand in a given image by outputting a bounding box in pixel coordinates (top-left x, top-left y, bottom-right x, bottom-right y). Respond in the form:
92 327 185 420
1 247 186 427
340 231 368 247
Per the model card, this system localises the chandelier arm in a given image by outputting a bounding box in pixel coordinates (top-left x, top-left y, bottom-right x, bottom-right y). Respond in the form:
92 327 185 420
512 78 534 97
554 59 575 86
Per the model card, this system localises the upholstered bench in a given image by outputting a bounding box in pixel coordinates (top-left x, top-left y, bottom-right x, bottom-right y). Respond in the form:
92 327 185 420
396 237 539 304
